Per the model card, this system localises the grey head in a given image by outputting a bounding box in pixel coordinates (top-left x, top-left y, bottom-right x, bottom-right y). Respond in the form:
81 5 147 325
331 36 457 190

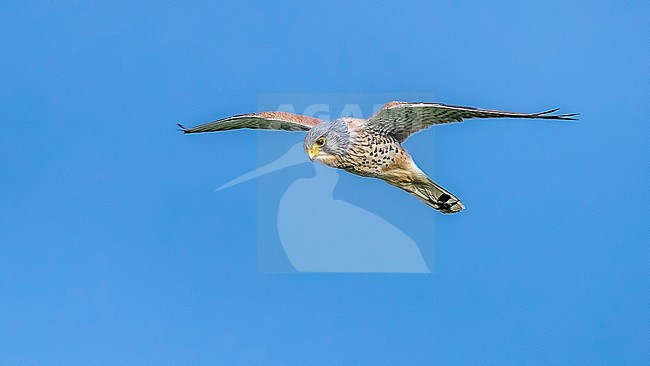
303 119 352 164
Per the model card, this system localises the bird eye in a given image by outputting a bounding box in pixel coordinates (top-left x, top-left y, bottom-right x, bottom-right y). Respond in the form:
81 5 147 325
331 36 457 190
315 137 326 146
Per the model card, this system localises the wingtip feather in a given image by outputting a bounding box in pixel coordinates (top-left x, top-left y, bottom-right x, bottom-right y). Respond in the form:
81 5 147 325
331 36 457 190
177 123 189 133
535 107 561 115
535 108 580 121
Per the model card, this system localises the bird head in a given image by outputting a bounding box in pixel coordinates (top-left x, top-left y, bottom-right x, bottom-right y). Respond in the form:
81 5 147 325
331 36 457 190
303 120 350 164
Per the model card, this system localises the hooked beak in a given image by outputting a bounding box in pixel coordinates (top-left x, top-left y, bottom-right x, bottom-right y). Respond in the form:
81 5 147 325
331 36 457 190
307 147 318 162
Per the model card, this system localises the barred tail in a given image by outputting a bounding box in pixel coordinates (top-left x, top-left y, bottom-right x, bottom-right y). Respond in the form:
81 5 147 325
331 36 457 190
392 176 464 214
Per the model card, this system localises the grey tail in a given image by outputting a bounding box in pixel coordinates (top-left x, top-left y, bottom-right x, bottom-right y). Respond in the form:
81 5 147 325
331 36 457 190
399 177 465 214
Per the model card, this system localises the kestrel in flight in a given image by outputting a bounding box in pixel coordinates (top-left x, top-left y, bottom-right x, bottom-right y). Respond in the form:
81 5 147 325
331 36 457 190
179 102 577 214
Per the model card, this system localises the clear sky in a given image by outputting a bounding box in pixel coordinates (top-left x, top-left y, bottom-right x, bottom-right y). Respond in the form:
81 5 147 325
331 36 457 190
1 1 648 364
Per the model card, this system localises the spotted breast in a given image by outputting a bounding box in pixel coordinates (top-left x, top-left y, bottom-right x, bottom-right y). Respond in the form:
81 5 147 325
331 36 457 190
340 129 412 179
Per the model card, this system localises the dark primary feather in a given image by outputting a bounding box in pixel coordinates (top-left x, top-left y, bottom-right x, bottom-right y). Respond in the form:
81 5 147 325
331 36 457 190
366 102 579 142
178 111 322 134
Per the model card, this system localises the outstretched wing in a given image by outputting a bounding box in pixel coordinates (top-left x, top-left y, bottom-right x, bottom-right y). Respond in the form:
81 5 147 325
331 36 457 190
178 111 322 134
366 101 579 142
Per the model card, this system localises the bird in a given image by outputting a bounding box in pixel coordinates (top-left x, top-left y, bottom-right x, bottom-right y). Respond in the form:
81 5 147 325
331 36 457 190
179 101 578 214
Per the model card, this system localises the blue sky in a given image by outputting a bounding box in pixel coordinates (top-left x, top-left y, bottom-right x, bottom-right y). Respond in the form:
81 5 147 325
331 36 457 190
1 1 648 364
